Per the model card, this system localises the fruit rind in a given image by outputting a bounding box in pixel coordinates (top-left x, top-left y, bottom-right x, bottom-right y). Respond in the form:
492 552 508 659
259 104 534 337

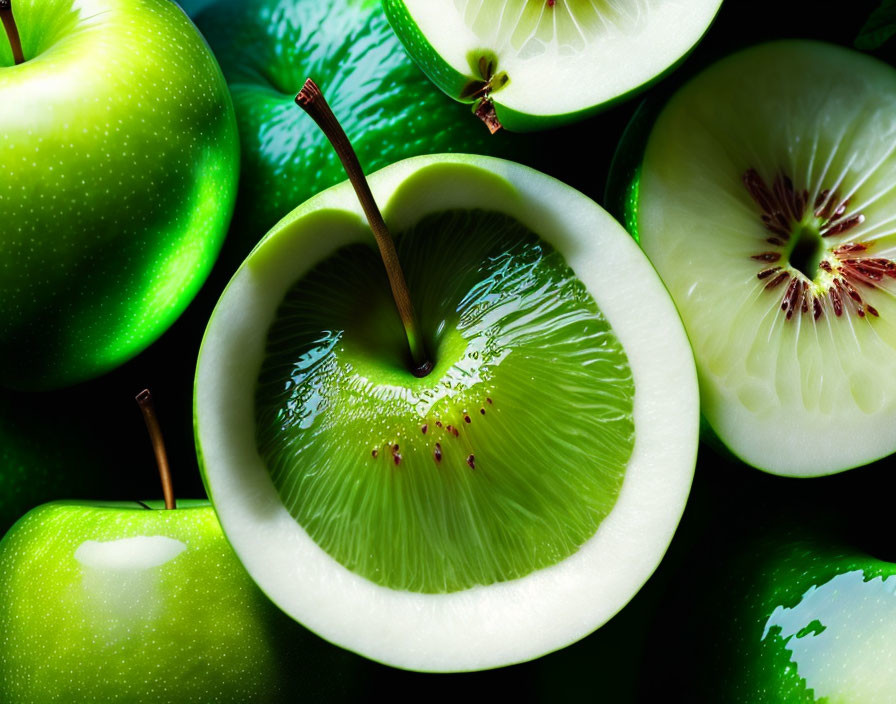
383 0 723 131
195 154 698 671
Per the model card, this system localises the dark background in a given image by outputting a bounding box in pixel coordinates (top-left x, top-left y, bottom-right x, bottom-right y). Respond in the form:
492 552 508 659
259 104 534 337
2 0 894 700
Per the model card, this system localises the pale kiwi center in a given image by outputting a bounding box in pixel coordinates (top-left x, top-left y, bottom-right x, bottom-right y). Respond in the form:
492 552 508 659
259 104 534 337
254 209 635 594
454 0 651 58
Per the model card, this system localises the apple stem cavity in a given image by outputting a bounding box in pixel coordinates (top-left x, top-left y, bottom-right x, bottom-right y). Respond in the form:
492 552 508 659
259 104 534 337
295 78 433 377
135 389 176 510
0 0 24 65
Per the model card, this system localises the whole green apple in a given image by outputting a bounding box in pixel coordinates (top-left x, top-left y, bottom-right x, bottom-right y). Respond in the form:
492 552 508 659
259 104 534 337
0 0 239 390
0 499 359 702
193 0 549 262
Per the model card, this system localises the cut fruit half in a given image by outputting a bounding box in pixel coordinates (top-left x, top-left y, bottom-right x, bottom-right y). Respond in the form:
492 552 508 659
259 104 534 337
383 0 723 131
194 154 698 671
619 41 896 476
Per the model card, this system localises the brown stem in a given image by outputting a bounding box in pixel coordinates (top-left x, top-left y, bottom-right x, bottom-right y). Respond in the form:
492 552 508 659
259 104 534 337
135 389 176 510
0 0 24 65
295 78 432 377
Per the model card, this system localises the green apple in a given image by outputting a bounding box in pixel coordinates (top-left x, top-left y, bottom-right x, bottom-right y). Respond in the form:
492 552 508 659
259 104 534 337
0 499 361 702
193 0 566 261
194 152 699 671
678 526 896 703
606 41 896 477
382 0 723 132
0 0 239 390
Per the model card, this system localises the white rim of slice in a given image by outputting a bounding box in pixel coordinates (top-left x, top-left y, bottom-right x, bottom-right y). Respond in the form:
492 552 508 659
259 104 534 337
195 154 698 672
398 0 722 117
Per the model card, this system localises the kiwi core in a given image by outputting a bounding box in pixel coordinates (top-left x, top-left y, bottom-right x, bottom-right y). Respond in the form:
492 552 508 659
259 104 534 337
744 169 894 320
254 209 635 593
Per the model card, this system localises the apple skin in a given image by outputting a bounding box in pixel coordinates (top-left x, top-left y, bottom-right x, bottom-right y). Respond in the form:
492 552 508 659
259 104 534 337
0 0 239 390
651 522 896 703
0 500 359 702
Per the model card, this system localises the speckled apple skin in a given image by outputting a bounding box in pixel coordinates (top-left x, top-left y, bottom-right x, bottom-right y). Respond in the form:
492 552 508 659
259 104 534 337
0 501 292 703
0 0 239 390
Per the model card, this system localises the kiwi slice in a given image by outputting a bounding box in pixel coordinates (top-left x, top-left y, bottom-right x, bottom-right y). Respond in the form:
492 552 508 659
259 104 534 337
622 41 896 476
383 0 723 131
255 209 634 594
195 155 698 671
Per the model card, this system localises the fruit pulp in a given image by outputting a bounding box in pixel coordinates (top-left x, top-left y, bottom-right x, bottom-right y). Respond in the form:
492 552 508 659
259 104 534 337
255 209 635 593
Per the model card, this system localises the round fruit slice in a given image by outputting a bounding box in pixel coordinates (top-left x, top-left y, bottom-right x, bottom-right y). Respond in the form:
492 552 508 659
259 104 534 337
383 0 723 132
622 41 896 476
195 154 698 671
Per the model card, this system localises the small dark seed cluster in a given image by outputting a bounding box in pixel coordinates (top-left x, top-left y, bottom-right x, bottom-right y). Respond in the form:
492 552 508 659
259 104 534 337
368 397 494 470
743 169 890 321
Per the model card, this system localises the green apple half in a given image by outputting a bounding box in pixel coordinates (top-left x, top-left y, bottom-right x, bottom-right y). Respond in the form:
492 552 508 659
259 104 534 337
0 0 238 390
609 41 896 476
195 154 698 671
0 500 330 703
382 0 723 131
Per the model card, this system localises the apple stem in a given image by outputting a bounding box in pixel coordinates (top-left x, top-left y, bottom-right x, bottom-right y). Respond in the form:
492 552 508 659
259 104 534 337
295 78 433 377
135 389 176 510
0 0 24 65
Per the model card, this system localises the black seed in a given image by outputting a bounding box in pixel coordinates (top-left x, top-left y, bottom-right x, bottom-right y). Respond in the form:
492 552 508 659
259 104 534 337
765 272 790 290
466 454 475 469
434 443 442 463
371 449 378 459
480 408 486 415
421 424 428 435
831 288 843 316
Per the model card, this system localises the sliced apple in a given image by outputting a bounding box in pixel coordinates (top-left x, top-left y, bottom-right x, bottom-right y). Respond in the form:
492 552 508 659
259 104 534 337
383 0 723 131
194 154 698 671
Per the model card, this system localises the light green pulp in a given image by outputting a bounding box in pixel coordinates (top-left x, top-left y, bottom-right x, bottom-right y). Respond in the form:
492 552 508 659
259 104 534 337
254 209 635 593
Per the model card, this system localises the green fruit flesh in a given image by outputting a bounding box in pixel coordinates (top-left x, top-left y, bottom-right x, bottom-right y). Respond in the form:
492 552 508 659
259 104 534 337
633 41 896 475
254 209 635 593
